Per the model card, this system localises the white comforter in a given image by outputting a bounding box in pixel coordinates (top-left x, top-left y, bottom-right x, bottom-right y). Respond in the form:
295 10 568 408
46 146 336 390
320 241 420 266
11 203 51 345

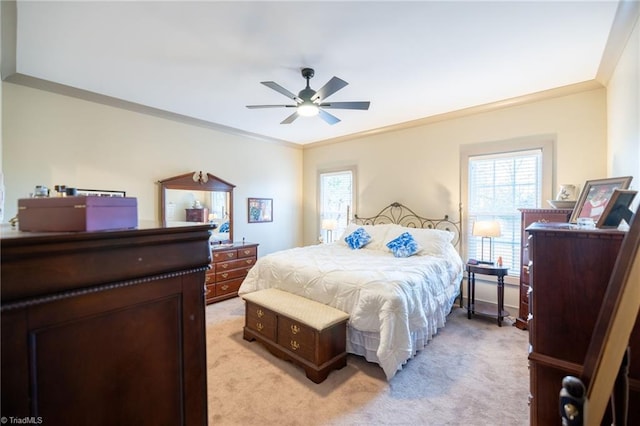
238 243 463 379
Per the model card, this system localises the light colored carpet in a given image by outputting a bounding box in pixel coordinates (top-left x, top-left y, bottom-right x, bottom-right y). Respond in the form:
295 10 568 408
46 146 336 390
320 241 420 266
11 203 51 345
206 297 529 426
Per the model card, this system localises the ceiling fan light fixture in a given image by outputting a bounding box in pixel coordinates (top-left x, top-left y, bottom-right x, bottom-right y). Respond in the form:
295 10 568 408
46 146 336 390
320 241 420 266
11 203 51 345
297 102 319 117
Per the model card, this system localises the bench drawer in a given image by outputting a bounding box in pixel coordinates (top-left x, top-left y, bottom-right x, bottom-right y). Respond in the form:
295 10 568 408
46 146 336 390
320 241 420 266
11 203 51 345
277 316 316 362
245 301 277 341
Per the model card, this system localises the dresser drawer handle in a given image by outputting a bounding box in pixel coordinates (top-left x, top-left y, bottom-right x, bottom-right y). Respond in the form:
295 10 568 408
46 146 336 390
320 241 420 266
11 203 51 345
221 273 229 279
291 324 300 334
221 264 229 269
226 253 234 258
256 322 264 331
245 259 253 265
221 284 229 291
205 286 211 296
257 309 264 318
522 265 529 274
243 249 251 255
290 340 300 351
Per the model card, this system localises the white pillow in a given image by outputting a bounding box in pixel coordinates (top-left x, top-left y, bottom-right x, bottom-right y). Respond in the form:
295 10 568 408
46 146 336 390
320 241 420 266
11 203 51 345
338 223 399 250
407 227 455 256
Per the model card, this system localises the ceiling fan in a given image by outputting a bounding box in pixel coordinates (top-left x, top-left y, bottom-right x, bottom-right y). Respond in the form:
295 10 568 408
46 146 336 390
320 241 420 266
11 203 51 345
246 68 370 125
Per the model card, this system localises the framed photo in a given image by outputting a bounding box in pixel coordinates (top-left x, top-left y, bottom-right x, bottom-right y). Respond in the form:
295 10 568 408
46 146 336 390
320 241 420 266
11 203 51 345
596 189 637 228
570 176 633 223
248 197 272 223
77 189 126 197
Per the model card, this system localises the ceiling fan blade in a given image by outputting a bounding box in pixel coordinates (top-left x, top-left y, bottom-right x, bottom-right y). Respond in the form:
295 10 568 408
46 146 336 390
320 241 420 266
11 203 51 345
311 76 348 101
246 104 296 109
318 101 370 110
261 81 302 102
318 109 341 125
281 111 299 124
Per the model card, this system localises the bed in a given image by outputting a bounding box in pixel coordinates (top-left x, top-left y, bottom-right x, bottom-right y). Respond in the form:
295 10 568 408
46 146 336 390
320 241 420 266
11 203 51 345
238 202 464 380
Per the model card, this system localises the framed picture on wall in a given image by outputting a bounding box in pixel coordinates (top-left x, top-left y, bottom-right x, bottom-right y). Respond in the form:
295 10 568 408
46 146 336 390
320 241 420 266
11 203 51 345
570 176 633 223
248 197 272 223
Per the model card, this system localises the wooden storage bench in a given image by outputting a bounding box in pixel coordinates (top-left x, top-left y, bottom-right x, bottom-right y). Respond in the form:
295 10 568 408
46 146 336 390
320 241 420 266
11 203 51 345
242 288 349 383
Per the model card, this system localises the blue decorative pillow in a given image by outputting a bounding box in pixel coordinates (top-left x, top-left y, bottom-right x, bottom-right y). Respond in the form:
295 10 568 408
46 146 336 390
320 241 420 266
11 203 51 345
386 232 421 258
219 222 230 233
344 227 372 249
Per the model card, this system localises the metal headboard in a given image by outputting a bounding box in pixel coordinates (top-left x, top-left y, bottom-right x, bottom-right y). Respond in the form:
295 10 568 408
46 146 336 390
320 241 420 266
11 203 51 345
353 202 463 250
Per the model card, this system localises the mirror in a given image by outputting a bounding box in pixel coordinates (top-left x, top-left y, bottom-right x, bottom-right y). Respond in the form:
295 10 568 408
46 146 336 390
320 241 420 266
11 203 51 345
159 171 235 243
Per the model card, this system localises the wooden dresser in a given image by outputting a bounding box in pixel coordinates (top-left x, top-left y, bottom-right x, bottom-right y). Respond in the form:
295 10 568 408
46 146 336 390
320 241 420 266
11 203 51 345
1 224 211 425
516 208 572 330
526 223 640 425
206 242 258 304
185 207 209 222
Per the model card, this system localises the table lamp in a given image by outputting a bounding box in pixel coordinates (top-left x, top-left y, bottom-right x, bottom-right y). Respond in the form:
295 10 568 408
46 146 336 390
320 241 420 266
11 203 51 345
472 220 501 264
321 219 338 243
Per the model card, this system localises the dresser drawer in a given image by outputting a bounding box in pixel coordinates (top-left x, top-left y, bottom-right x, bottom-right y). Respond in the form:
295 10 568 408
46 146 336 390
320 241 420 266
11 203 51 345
215 257 256 272
237 246 257 258
245 301 277 340
215 277 244 298
215 267 252 282
277 316 316 362
212 249 237 262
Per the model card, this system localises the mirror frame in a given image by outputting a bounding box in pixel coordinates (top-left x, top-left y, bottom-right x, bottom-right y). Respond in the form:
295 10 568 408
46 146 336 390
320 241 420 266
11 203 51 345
159 171 235 242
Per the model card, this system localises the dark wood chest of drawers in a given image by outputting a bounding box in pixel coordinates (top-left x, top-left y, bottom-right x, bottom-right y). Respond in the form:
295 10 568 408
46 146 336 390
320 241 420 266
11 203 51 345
206 242 258 304
516 208 572 330
526 223 640 425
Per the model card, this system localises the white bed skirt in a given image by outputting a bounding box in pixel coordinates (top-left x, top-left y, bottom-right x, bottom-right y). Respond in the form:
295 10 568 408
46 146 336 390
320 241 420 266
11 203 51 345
346 290 459 379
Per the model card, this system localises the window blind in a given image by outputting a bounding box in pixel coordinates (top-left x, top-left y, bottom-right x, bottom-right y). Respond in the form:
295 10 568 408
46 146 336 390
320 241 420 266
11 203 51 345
468 149 542 277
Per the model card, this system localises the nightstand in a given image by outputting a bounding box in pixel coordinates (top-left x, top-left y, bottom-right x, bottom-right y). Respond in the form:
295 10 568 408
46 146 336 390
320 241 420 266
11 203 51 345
466 264 509 327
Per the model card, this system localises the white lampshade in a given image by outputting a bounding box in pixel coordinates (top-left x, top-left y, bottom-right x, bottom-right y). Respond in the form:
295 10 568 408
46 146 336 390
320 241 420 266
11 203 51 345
321 219 338 231
472 220 501 238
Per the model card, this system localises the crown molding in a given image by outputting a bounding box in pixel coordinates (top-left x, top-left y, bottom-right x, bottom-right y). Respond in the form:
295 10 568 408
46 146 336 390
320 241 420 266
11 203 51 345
4 73 301 150
304 80 604 149
596 0 640 85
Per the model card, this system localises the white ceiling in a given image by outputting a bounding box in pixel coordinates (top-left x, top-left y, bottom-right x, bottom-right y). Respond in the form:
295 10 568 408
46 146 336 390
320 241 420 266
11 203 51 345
12 1 621 145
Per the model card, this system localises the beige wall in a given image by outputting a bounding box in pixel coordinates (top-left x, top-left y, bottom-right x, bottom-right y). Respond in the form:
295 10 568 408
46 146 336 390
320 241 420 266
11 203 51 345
302 88 608 309
607 12 640 208
2 82 303 256
303 88 608 245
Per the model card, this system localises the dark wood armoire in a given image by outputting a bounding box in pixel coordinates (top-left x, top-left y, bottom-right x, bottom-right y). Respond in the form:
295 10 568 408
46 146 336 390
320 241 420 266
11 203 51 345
1 223 212 425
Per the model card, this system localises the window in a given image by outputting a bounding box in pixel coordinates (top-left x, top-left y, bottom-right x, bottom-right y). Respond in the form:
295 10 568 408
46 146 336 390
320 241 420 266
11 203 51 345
461 137 553 281
318 168 355 243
